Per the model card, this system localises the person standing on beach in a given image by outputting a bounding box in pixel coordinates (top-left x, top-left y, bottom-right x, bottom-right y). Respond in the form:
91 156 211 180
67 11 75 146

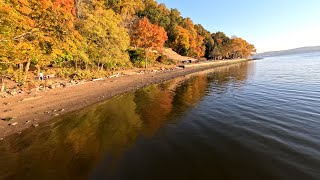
39 72 44 81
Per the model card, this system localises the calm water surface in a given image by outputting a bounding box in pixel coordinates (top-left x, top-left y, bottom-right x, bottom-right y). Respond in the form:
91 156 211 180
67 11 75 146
0 53 320 180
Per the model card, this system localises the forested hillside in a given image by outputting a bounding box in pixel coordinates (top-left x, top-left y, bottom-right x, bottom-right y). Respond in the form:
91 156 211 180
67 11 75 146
0 0 256 85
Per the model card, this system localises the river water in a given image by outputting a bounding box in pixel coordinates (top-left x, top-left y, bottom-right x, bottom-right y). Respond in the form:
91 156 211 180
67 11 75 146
0 54 319 180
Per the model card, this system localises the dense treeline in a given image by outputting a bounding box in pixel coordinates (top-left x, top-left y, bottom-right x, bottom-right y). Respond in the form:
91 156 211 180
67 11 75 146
0 0 256 85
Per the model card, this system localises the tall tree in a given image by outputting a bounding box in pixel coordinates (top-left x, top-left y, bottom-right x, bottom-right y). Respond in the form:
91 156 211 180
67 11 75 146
137 0 170 28
172 25 190 56
78 1 131 70
105 0 145 30
1 0 80 81
195 24 215 59
131 17 168 68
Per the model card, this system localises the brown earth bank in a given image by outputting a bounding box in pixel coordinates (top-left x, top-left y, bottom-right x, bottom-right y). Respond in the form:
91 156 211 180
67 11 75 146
0 59 250 138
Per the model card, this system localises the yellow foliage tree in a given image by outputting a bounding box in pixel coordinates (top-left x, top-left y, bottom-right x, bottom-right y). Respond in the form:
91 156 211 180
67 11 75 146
78 1 131 70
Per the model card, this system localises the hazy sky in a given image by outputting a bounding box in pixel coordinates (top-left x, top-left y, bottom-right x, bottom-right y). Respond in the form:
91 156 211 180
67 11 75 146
156 0 320 52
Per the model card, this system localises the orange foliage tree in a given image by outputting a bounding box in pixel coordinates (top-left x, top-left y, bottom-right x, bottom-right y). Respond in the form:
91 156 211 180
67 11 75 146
131 17 168 68
172 18 205 58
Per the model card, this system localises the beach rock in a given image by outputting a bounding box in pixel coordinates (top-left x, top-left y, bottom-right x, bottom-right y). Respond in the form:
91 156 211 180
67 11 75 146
1 93 8 98
7 89 18 96
9 122 18 126
53 83 61 88
92 78 103 81
70 81 77 85
60 82 67 87
52 83 61 89
33 124 39 127
48 85 54 89
1 117 15 121
60 109 65 112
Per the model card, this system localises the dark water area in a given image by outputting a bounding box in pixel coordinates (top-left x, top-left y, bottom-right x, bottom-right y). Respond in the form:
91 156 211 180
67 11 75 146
0 53 320 180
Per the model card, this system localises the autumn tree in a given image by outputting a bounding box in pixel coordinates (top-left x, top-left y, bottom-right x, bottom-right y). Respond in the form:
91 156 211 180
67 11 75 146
105 0 145 32
172 25 190 56
0 0 82 82
195 24 215 59
171 19 205 58
0 0 38 82
78 1 131 70
138 0 171 28
131 17 168 68
229 37 256 58
211 32 231 59
166 8 184 45
210 32 256 59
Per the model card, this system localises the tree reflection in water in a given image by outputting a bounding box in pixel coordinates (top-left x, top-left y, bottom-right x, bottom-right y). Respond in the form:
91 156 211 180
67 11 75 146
0 62 253 180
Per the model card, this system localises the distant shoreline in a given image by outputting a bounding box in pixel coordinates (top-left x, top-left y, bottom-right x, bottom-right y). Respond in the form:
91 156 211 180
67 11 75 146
254 46 320 58
0 59 250 138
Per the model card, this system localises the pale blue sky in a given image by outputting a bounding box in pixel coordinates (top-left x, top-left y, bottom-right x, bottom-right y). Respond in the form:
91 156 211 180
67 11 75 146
156 0 320 52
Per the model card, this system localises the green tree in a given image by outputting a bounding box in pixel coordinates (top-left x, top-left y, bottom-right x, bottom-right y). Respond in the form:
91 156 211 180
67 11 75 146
137 0 171 28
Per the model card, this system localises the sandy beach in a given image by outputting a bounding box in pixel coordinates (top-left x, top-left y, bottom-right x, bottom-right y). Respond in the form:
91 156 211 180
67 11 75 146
0 59 249 138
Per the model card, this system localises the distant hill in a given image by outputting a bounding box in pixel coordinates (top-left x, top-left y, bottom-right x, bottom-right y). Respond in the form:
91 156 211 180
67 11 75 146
254 46 320 58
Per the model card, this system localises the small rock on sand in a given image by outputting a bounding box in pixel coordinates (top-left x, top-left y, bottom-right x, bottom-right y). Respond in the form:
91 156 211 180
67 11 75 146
33 124 39 127
2 117 16 121
9 122 18 126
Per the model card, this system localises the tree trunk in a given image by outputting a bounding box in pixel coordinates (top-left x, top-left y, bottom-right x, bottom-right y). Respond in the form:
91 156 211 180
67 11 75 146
0 77 5 93
19 63 23 71
74 0 82 18
145 49 148 69
75 59 78 71
97 61 100 71
24 59 31 81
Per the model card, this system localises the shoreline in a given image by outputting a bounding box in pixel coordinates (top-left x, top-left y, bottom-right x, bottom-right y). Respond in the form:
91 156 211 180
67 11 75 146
0 59 250 138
